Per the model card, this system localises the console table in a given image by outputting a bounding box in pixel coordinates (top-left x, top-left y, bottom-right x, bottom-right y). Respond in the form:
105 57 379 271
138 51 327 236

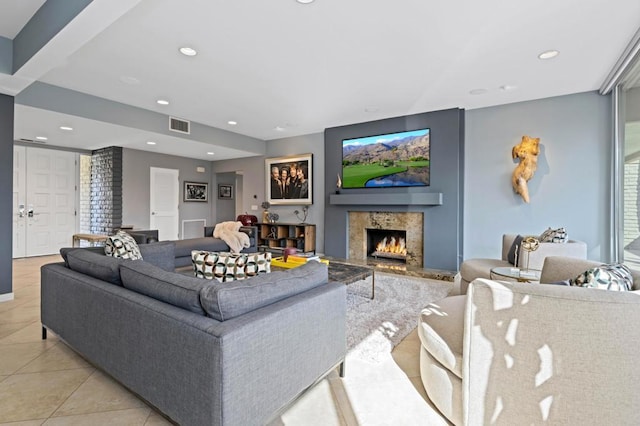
72 233 108 247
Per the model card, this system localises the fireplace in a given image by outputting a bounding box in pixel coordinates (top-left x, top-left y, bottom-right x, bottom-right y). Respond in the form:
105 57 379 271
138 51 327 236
348 211 423 267
367 229 407 262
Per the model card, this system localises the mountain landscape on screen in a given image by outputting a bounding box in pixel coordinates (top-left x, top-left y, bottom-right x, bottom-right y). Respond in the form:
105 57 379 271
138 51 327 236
342 128 430 188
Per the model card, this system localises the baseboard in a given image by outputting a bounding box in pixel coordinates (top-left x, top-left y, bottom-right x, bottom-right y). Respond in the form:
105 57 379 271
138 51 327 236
0 292 15 302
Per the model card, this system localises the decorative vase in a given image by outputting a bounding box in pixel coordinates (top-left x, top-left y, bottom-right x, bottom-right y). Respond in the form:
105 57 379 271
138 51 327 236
262 210 269 223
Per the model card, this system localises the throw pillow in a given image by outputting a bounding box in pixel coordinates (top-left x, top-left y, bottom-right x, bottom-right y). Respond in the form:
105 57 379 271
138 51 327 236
105 231 143 260
539 227 568 243
507 235 524 266
192 251 272 282
570 263 633 291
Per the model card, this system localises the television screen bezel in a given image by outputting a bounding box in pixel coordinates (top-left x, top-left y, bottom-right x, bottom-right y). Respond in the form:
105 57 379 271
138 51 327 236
341 127 431 189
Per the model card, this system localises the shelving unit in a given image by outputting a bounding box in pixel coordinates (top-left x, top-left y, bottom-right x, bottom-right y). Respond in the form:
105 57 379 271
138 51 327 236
256 223 316 254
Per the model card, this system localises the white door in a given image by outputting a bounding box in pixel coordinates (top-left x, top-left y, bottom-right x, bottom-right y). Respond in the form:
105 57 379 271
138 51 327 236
13 147 77 257
25 148 77 256
12 146 26 258
150 167 179 241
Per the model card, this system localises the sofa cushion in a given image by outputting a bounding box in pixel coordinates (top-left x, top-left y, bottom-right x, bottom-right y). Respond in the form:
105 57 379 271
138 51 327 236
105 231 143 260
60 246 104 267
120 261 207 315
570 263 633 291
418 295 466 379
192 251 271 282
138 241 175 272
200 260 328 321
66 249 124 286
539 226 568 243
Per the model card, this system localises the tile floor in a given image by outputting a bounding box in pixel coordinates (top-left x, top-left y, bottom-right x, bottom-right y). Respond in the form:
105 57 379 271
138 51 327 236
1 255 450 425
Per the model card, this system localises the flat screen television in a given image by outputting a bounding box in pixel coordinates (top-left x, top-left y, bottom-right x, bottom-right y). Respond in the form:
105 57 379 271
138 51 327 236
342 128 430 188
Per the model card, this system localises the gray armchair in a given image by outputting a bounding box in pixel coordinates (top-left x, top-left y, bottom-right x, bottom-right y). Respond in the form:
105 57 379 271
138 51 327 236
459 234 587 294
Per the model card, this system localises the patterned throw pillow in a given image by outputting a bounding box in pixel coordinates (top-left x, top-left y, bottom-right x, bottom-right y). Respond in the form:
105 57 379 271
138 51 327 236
539 227 568 243
192 251 271 282
570 263 633 291
105 231 143 260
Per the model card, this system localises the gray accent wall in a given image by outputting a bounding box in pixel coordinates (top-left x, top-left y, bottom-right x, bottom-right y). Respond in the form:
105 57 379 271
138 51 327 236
0 94 13 296
464 91 611 261
324 109 465 271
122 148 214 237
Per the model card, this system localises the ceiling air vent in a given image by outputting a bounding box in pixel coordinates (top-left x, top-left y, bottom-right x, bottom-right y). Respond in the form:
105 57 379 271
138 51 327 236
169 116 190 134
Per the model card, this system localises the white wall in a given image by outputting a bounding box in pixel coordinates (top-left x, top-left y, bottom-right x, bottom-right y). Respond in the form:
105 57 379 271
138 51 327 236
464 91 612 262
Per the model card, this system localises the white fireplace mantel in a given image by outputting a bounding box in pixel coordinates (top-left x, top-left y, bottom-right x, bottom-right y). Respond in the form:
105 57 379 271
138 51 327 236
329 192 443 206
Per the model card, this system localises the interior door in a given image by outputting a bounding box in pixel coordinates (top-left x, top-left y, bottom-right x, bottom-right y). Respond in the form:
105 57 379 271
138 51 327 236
12 146 26 258
25 148 77 256
150 167 179 241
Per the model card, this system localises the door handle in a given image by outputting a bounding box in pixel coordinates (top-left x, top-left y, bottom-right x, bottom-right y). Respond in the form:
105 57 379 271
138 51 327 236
28 208 34 218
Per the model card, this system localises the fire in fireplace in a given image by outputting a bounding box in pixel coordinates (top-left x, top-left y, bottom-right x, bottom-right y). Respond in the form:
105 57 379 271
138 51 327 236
367 229 407 262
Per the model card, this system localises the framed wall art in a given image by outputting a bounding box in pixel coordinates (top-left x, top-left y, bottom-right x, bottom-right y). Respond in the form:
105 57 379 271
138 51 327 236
218 184 234 200
184 181 208 202
265 153 313 205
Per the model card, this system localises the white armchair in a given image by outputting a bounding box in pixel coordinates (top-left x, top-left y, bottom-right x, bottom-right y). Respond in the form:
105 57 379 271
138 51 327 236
459 234 587 294
420 257 640 425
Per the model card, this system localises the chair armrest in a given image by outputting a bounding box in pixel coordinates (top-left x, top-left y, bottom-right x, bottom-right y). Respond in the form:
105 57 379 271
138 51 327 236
464 279 640 425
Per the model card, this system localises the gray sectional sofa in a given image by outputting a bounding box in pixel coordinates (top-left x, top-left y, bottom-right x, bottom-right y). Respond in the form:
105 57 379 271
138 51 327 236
41 242 346 426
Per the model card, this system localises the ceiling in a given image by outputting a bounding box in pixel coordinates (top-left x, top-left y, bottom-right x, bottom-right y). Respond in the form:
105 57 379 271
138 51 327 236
2 0 640 161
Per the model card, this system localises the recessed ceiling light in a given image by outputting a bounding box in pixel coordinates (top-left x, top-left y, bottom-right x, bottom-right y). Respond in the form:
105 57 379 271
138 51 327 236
469 88 488 95
274 126 285 132
364 107 379 113
228 120 237 125
499 85 517 91
207 152 215 155
296 0 315 3
146 141 156 145
538 50 559 60
156 99 169 105
179 47 197 56
59 126 73 131
36 136 48 141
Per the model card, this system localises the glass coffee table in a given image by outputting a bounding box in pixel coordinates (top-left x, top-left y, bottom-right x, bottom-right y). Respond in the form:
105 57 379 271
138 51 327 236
490 267 541 283
272 256 375 299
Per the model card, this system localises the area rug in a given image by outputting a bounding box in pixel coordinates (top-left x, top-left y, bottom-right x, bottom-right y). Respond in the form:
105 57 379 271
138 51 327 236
346 272 452 363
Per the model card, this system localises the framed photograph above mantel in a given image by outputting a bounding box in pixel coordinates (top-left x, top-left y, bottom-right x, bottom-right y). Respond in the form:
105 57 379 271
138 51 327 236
265 153 313 205
184 181 208 202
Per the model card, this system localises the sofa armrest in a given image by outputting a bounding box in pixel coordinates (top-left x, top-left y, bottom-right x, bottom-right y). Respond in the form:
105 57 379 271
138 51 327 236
204 226 214 237
464 279 640 425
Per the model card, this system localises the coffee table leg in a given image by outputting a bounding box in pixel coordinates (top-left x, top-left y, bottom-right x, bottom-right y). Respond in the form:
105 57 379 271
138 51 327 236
371 270 375 299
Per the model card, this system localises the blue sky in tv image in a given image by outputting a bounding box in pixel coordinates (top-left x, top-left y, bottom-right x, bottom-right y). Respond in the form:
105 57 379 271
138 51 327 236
342 128 430 146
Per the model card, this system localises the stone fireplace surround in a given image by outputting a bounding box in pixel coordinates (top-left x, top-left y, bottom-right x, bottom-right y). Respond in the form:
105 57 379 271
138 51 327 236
348 212 423 267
